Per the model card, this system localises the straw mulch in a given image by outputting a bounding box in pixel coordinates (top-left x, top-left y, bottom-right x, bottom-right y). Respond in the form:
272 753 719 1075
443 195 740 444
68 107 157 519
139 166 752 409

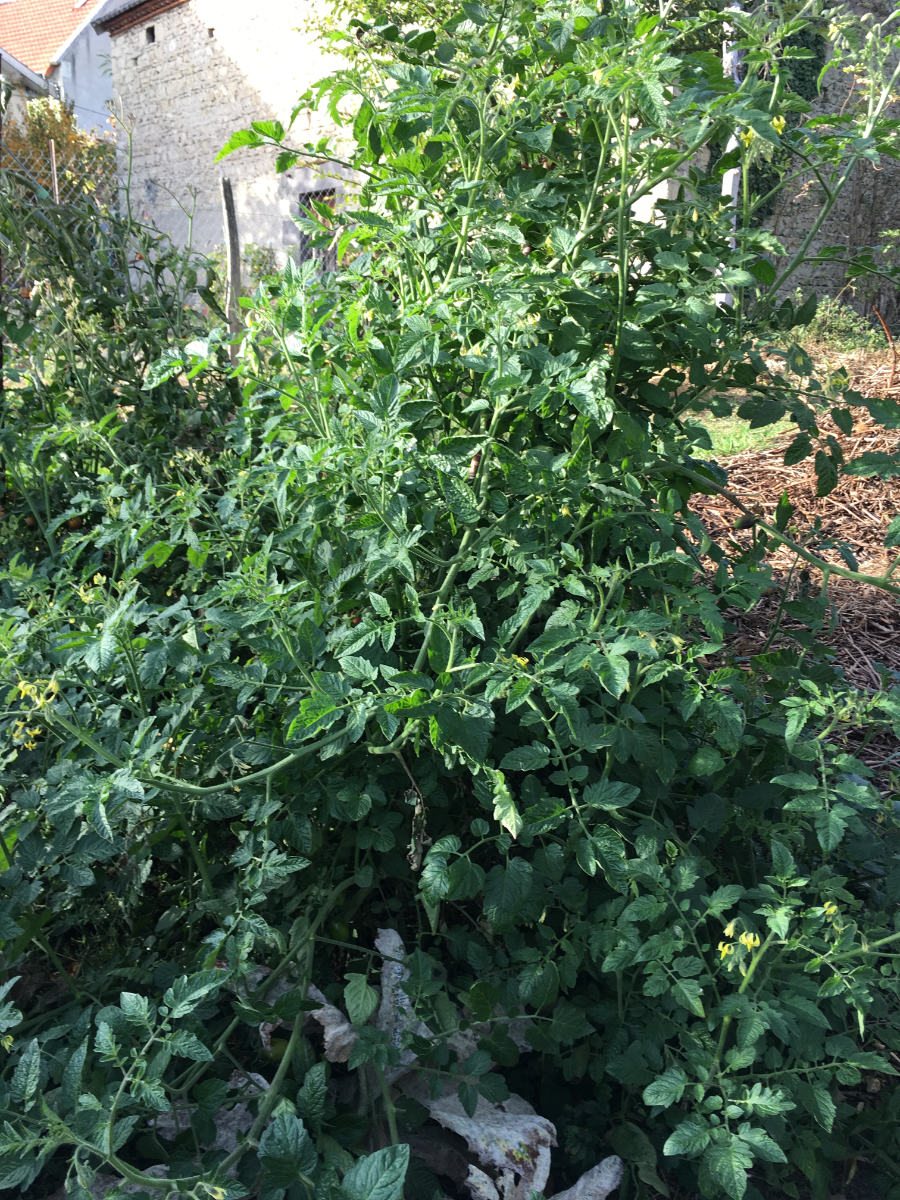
690 349 900 696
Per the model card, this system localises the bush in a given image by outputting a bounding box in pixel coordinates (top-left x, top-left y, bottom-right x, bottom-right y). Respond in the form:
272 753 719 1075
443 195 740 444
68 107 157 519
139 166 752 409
798 294 886 353
2 3 900 1200
0 96 116 205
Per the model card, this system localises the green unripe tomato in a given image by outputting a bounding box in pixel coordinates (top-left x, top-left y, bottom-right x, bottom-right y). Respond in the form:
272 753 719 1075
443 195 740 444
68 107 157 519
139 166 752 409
266 1037 290 1062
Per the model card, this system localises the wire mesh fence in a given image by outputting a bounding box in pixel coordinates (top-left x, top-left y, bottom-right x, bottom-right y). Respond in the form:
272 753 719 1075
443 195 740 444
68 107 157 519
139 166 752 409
0 127 120 324
0 133 117 207
1 129 343 341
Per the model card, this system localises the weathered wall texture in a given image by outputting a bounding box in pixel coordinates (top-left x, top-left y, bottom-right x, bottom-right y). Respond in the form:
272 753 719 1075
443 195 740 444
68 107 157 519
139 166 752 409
55 17 114 134
1 80 37 127
766 0 900 321
107 0 348 260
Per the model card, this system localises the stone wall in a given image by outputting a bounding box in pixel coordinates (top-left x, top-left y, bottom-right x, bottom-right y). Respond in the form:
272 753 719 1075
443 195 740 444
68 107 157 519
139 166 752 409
107 0 349 261
106 0 900 318
765 0 900 322
1 80 36 128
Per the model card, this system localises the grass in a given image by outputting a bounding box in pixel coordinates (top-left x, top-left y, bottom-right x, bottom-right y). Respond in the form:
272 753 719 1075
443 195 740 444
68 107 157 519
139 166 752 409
700 413 794 457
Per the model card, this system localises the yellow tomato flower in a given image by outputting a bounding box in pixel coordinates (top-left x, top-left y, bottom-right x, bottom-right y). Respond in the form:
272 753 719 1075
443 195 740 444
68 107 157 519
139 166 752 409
739 931 760 950
738 128 755 149
718 941 734 959
771 115 787 135
512 655 529 667
723 919 737 938
0 1035 12 1052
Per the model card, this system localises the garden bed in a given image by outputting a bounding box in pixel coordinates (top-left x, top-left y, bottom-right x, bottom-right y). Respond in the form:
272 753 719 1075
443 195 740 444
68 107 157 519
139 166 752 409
693 350 900 689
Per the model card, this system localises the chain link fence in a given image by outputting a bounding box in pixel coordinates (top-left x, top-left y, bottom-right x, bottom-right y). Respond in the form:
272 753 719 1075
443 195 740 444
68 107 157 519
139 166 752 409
0 133 117 207
0 126 120 325
1 128 342 342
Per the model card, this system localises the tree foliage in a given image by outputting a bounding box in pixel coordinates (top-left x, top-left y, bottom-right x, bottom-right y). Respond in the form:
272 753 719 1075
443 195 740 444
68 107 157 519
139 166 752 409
1 96 115 204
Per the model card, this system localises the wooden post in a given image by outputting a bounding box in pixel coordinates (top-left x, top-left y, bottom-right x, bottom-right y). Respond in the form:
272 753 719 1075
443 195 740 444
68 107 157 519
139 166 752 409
220 176 242 358
49 137 59 203
716 2 743 308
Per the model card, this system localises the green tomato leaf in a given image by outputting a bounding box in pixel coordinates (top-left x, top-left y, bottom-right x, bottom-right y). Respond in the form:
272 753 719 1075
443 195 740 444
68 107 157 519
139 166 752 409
258 1112 318 1187
344 974 379 1026
672 978 706 1017
736 1123 786 1163
341 1143 409 1200
167 1030 213 1062
163 971 224 1020
61 1038 88 1112
484 858 533 928
10 1038 40 1108
663 1116 711 1157
216 127 264 161
814 806 847 852
142 346 185 390
550 1001 593 1045
582 780 639 811
490 771 523 839
297 1062 328 1130
844 451 900 478
500 744 550 771
643 1065 688 1108
689 746 724 778
597 653 630 699
794 1081 836 1131
703 1137 752 1199
85 627 117 674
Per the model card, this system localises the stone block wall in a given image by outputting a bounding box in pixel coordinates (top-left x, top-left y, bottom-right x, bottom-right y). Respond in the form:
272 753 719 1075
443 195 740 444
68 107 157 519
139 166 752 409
108 0 350 262
105 0 900 320
765 0 900 323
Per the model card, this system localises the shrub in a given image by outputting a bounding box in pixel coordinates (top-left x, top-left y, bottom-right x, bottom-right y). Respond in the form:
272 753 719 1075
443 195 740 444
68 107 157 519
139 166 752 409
798 293 886 353
0 96 116 205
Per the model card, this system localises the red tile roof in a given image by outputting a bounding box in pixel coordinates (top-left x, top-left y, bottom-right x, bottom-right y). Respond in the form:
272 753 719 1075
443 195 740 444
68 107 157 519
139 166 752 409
0 0 106 76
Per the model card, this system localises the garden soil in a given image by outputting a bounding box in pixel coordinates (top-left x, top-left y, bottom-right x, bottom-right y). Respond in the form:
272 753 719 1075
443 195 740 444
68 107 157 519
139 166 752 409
691 348 900 795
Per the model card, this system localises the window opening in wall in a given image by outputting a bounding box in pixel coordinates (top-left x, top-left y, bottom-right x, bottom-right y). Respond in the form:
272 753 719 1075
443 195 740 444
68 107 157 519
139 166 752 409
297 188 337 271
146 26 155 44
208 27 215 37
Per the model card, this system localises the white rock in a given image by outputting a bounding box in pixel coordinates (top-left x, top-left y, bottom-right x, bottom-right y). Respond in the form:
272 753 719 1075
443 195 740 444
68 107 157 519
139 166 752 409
547 1156 625 1200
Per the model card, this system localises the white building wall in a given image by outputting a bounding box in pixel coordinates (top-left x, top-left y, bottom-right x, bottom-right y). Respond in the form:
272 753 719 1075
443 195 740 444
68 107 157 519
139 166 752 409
55 19 114 134
1 51 50 125
107 0 348 261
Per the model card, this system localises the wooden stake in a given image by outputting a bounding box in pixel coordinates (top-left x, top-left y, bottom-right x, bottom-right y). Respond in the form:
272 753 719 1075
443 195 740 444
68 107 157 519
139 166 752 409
872 306 898 388
49 137 59 203
220 176 242 358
